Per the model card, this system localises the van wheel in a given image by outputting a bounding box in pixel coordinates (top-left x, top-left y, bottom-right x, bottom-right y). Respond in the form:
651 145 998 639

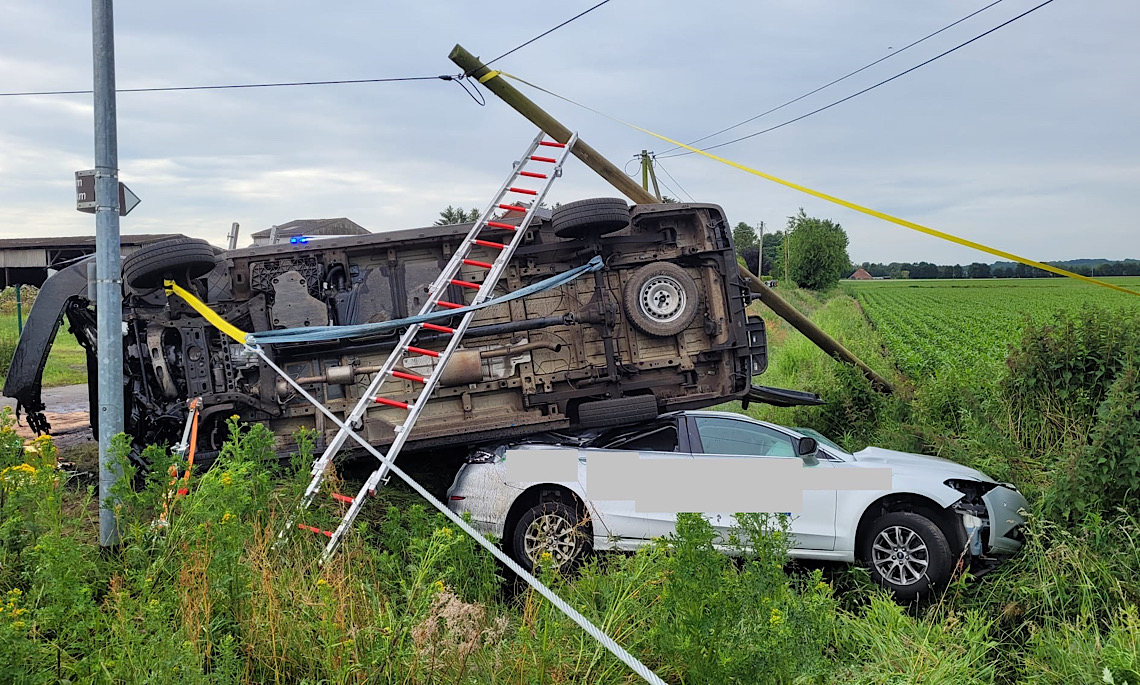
860 511 953 601
511 501 591 574
124 237 217 290
623 261 700 337
552 197 630 238
576 395 659 428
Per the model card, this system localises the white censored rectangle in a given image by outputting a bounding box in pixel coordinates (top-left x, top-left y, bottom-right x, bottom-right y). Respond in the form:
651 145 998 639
587 451 892 513
504 448 579 483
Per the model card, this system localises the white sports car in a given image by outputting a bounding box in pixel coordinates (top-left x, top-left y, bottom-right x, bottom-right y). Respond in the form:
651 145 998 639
447 410 1027 599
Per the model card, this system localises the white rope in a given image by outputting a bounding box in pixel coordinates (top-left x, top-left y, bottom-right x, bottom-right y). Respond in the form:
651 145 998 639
253 345 668 685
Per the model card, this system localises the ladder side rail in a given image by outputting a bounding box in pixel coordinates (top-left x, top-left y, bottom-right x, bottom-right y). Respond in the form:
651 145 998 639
365 132 579 485
299 132 550 490
321 135 580 553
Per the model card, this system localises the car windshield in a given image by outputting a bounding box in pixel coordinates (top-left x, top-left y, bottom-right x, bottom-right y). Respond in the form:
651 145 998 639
792 427 848 454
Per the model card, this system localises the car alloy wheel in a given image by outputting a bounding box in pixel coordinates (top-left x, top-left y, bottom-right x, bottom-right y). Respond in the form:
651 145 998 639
511 500 591 574
871 525 930 586
523 512 579 566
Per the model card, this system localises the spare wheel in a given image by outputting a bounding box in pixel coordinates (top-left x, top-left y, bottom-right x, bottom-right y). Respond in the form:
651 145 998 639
622 261 700 337
123 236 217 290
551 197 630 238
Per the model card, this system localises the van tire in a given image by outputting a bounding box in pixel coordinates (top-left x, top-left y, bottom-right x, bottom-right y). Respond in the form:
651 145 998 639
124 237 217 290
577 395 659 428
623 261 700 337
552 197 630 238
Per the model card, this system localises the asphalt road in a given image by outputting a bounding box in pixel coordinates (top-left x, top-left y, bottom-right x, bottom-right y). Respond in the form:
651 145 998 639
0 383 90 414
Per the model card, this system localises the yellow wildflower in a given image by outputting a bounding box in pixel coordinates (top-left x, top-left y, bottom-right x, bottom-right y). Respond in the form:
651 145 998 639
769 608 783 626
0 463 37 484
221 512 235 524
434 580 445 592
316 578 328 587
539 551 553 563
11 621 25 630
220 472 233 487
439 527 453 537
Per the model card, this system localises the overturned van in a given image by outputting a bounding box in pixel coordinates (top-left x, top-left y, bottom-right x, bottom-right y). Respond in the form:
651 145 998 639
5 199 818 463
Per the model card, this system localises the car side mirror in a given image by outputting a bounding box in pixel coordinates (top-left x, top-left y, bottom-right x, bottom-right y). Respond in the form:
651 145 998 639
796 437 819 464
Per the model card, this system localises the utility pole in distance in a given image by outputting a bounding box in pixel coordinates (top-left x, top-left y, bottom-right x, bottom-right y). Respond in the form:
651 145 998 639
756 221 765 275
639 150 662 201
92 0 123 547
784 232 790 285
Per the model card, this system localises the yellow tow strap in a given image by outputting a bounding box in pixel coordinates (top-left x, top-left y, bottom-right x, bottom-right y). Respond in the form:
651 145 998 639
163 280 249 343
490 70 1139 298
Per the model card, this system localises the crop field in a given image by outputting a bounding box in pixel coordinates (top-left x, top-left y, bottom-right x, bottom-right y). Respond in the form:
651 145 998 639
844 277 1140 378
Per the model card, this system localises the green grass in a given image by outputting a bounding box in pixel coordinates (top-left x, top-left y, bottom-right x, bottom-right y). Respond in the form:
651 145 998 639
3 281 1140 683
0 314 88 389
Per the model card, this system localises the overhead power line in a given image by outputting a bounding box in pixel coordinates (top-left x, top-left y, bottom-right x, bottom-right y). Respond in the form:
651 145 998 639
0 74 453 98
2 1 618 100
652 156 695 202
660 0 1057 159
481 0 615 69
657 0 1006 155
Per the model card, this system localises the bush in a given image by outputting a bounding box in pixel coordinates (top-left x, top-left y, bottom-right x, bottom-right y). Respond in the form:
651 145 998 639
1003 307 1140 454
1046 364 1140 521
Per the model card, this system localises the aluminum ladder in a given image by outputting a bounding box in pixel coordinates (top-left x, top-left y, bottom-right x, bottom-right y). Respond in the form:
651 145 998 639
286 131 579 562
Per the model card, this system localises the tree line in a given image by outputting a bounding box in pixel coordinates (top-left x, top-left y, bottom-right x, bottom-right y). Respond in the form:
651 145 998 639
858 259 1140 279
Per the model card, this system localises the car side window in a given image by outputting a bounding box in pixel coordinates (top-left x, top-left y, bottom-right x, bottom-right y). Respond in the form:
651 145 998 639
693 417 796 457
598 422 679 452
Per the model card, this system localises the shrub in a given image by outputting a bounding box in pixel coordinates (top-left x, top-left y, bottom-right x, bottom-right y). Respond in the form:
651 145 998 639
1002 307 1140 454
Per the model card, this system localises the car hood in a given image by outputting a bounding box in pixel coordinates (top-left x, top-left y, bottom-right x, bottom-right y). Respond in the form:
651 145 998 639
852 446 997 483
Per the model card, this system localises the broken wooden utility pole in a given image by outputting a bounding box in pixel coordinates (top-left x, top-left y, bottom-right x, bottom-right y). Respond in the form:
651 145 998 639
449 44 892 394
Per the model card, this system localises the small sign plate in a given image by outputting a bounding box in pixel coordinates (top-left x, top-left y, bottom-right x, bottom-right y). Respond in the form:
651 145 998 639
75 170 141 216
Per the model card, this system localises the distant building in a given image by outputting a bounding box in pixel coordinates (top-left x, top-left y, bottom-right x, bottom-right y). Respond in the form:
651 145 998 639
849 268 874 280
0 234 175 288
250 218 369 246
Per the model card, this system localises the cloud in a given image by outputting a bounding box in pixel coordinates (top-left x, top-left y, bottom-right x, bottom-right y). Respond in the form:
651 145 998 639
0 0 1137 264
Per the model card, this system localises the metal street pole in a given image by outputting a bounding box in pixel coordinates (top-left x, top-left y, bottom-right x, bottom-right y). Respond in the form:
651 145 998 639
93 0 123 547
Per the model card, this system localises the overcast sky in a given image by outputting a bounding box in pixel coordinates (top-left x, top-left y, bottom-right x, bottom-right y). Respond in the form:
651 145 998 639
1 0 1137 264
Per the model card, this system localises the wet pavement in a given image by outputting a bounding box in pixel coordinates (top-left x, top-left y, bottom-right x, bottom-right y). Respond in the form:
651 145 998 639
0 384 93 449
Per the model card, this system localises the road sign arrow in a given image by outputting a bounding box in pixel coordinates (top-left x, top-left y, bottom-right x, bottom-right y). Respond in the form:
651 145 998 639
118 183 140 217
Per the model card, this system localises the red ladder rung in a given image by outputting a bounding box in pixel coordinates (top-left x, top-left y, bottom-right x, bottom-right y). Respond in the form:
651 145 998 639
474 239 506 250
463 258 494 269
519 171 547 179
451 278 481 290
391 370 426 383
539 140 566 148
498 203 527 212
422 323 455 334
436 300 465 310
330 492 354 504
298 523 333 538
374 397 410 409
529 155 557 163
486 221 517 231
509 186 537 195
407 345 439 358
